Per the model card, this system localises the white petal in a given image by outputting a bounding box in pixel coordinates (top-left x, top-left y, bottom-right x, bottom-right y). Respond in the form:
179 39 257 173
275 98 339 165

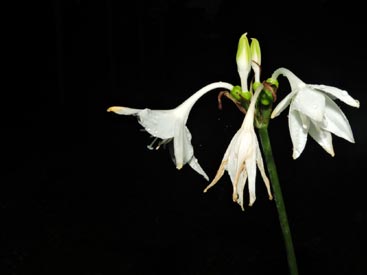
292 88 325 122
308 122 335 157
271 91 296 118
188 156 209 181
245 152 257 206
236 170 248 211
309 84 360 108
137 109 176 139
323 96 355 143
173 125 194 169
107 106 142 115
288 107 309 159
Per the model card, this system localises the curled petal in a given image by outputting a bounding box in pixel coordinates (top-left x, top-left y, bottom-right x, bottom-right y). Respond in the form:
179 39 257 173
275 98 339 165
309 84 360 108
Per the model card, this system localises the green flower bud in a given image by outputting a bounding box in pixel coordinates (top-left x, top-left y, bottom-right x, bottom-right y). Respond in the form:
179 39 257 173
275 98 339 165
236 33 251 92
251 38 261 83
266 77 279 88
260 88 273 105
230 85 252 102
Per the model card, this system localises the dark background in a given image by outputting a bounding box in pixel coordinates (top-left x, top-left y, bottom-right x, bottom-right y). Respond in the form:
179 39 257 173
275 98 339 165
3 1 367 274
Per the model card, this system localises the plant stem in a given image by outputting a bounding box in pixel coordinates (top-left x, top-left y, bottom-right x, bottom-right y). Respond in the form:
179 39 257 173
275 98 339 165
258 127 299 275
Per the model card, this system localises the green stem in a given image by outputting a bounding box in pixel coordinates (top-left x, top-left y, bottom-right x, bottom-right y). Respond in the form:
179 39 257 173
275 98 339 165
258 127 299 275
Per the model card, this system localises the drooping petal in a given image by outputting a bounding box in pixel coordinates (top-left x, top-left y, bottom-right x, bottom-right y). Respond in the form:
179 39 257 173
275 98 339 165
309 84 360 108
292 88 325 122
308 122 335 157
322 96 355 143
188 156 209 181
137 109 176 139
245 151 257 206
271 91 296 118
173 124 194 169
288 107 309 159
236 170 248 211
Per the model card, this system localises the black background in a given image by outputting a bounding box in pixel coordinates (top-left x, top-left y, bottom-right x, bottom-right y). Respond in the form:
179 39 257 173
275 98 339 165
3 1 367 274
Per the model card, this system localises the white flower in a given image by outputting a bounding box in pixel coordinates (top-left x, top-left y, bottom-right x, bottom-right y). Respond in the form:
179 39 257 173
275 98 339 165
203 85 273 210
271 67 360 159
107 82 234 181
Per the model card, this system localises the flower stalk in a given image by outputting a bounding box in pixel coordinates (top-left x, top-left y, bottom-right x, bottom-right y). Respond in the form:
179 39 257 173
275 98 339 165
258 125 299 275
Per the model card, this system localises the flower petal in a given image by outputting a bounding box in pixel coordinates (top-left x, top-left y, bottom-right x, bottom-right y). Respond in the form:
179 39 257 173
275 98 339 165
236 170 248 211
173 125 194 169
322 96 355 143
245 151 257 206
308 122 335 157
137 109 176 139
107 106 142 115
288 107 309 159
309 84 360 108
188 156 209 181
271 91 296 118
292 88 325 122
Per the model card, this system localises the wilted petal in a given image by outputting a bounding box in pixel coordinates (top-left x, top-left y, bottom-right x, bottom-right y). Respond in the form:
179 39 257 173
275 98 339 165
308 122 335 157
323 96 355 143
309 84 360 108
245 152 257 206
289 107 309 159
236 170 248 211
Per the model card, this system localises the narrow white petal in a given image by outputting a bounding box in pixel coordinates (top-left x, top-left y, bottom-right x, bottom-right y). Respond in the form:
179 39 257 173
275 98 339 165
236 170 248 211
309 84 360 108
188 156 209 181
245 153 257 206
271 91 296 119
309 122 335 157
107 106 142 115
292 88 325 122
288 107 309 159
173 125 194 169
323 97 355 143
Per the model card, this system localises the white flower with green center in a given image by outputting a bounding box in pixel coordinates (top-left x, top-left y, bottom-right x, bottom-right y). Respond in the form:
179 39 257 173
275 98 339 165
203 85 273 210
107 82 234 181
271 67 360 159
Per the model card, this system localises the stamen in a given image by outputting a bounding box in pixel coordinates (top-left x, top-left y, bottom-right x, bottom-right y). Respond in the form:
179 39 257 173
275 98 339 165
147 137 159 150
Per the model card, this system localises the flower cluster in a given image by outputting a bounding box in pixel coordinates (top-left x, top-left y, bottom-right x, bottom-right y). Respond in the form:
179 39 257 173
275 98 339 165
107 33 359 210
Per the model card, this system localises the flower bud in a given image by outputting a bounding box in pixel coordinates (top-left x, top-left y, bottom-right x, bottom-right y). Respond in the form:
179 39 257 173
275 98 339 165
236 33 251 92
250 38 261 83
